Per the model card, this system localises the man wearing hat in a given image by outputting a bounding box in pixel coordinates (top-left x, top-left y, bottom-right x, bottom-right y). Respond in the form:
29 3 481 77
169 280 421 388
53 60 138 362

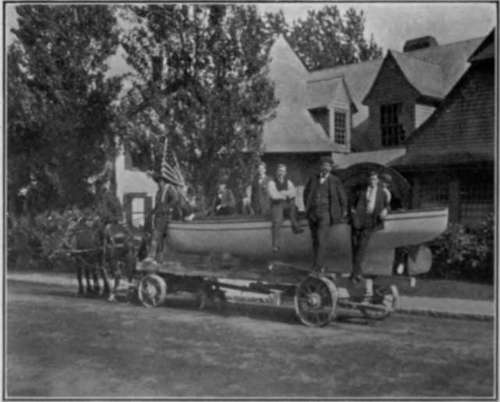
303 156 348 271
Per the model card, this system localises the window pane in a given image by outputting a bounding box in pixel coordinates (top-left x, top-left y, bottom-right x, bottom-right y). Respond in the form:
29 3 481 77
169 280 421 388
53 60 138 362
380 103 403 146
334 111 346 144
132 198 145 214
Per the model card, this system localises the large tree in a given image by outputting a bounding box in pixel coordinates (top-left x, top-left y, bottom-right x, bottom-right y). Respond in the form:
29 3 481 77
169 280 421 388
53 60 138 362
118 4 277 201
286 6 383 70
8 5 121 214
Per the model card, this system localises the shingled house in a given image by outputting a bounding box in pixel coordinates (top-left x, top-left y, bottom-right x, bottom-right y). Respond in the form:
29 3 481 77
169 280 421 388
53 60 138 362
115 31 491 226
392 30 495 227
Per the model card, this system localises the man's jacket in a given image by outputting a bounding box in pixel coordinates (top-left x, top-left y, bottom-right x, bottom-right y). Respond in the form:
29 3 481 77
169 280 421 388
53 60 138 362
303 174 348 224
351 184 390 231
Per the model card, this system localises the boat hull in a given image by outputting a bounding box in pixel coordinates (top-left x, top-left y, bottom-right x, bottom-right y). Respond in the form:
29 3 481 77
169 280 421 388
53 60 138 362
167 208 448 275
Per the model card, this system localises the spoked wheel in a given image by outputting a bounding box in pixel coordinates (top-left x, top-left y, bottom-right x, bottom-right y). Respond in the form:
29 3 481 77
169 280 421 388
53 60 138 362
359 284 399 320
294 275 338 327
137 274 167 308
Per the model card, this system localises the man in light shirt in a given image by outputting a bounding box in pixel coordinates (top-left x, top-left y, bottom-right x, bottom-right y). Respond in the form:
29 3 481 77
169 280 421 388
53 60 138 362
243 162 271 216
268 164 304 252
350 171 390 284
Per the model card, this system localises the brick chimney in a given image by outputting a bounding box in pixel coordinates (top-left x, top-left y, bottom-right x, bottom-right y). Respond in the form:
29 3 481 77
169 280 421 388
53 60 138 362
403 36 438 52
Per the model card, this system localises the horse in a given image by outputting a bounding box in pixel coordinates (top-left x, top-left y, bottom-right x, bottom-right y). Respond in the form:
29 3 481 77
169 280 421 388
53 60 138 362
63 214 109 296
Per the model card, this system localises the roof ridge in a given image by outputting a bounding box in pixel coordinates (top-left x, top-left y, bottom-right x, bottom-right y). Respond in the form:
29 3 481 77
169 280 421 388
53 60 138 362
307 74 345 83
390 49 443 69
409 35 485 51
308 57 383 75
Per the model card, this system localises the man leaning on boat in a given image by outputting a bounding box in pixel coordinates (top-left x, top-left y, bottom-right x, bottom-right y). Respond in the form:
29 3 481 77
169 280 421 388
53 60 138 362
303 156 348 272
350 171 390 284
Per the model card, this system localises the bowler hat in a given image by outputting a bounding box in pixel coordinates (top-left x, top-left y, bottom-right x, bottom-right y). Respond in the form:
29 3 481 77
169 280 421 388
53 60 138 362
320 156 335 165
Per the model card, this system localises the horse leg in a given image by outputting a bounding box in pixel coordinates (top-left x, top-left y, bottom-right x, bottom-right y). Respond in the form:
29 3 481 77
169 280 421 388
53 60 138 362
76 265 85 295
92 264 100 294
101 263 112 298
85 266 93 294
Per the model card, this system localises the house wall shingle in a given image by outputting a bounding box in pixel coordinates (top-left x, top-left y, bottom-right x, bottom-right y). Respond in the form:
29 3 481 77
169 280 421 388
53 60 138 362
407 60 494 154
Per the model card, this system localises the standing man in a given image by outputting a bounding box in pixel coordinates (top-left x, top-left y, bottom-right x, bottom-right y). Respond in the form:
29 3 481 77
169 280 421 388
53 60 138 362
96 179 123 226
268 163 304 252
303 156 348 271
147 174 182 260
243 161 271 216
350 171 390 283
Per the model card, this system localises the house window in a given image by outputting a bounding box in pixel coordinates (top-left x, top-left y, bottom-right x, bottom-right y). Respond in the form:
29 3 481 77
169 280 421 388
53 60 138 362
124 193 152 229
309 107 330 137
131 197 145 228
380 103 405 146
334 110 347 145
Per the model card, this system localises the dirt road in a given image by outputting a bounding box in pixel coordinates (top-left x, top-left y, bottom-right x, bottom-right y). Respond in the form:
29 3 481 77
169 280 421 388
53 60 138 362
6 280 495 398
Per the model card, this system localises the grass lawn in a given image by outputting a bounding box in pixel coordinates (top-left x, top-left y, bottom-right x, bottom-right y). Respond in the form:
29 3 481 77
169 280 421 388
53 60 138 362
377 275 494 301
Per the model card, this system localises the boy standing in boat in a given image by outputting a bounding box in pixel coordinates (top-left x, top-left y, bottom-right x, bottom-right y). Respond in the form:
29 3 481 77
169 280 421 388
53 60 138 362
303 156 348 272
268 163 304 252
350 171 390 284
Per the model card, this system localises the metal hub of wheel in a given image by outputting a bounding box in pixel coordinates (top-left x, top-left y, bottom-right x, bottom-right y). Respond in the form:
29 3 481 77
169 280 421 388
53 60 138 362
138 274 167 308
294 275 338 327
307 292 322 308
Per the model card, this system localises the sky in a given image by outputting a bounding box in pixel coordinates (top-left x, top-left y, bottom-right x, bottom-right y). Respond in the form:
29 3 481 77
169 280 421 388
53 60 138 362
256 3 496 51
5 2 497 75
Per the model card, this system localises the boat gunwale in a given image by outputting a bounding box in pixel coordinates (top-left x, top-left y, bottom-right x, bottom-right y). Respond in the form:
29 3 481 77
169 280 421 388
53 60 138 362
168 207 449 230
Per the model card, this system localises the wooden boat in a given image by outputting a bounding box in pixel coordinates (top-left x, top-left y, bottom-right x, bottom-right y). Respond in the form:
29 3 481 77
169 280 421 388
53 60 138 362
167 207 449 275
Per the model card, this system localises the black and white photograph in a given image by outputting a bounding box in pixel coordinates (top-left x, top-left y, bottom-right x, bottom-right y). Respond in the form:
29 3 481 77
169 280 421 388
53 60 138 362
4 1 497 399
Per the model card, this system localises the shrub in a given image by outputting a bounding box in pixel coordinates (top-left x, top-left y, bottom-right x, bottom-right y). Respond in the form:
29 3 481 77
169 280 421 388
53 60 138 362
8 209 80 271
427 214 494 283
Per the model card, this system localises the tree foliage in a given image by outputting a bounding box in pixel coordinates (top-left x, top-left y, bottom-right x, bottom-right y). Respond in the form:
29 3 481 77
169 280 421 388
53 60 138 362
8 5 121 215
118 5 278 200
286 6 383 70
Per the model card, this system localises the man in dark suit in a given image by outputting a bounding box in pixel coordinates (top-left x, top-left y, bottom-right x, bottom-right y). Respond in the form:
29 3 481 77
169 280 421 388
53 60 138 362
303 156 348 271
350 171 390 282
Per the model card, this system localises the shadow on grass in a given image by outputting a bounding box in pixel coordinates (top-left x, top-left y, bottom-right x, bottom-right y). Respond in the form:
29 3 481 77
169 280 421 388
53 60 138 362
7 280 382 328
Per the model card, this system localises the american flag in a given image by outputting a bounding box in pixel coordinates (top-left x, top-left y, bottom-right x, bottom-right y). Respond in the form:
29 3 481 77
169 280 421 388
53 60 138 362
160 138 185 186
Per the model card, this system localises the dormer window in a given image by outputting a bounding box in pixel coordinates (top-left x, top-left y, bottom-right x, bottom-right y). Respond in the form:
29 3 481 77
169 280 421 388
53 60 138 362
334 109 347 145
309 107 330 137
381 103 405 146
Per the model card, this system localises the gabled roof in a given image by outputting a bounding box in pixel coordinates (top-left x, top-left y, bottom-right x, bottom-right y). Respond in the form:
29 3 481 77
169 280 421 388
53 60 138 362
469 29 495 62
393 32 495 168
262 35 335 153
403 36 484 94
390 51 445 100
306 76 357 112
308 59 382 128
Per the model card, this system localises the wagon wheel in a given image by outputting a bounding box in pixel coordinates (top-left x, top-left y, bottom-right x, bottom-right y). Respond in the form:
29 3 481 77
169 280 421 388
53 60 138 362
137 274 167 308
294 275 338 327
359 284 399 320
